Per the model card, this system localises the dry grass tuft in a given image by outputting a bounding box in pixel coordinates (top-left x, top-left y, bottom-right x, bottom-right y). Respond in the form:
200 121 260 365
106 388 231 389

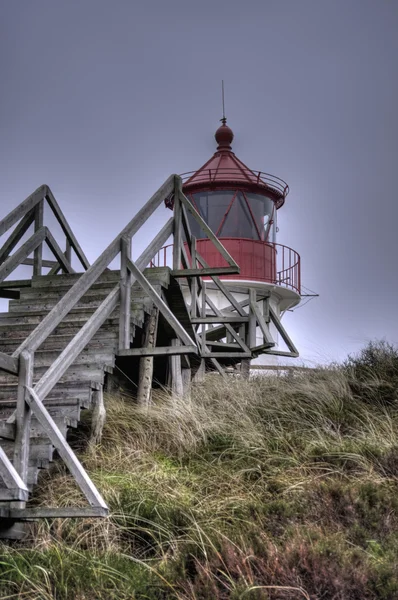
1 341 398 599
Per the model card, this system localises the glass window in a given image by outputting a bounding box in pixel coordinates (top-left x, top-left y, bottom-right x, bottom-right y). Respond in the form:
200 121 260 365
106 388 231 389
186 190 276 241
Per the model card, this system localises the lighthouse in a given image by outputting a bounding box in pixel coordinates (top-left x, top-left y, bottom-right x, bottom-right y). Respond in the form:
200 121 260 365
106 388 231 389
180 118 301 368
155 118 302 373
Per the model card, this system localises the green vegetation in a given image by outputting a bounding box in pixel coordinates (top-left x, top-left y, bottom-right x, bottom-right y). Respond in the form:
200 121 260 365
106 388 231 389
1 341 398 599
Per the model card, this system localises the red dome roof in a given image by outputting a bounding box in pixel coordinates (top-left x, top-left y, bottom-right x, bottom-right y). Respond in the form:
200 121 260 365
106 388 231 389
180 120 289 207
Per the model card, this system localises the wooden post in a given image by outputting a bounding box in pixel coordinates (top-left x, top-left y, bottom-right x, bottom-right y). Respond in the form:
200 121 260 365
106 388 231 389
173 179 183 271
193 359 205 383
182 367 191 401
137 306 159 406
90 385 106 445
201 280 207 355
65 238 72 266
248 289 257 349
170 339 183 396
13 351 33 483
119 236 132 350
33 200 43 277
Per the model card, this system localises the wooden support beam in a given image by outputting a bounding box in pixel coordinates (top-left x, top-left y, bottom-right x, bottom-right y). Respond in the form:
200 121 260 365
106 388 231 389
137 306 159 406
172 266 239 277
33 200 44 276
0 352 19 375
202 351 252 359
248 289 257 349
118 345 198 357
209 357 227 378
269 306 299 355
0 208 35 264
26 386 108 510
192 317 249 324
45 188 90 270
170 339 183 396
126 257 196 348
13 351 33 483
195 252 246 316
0 445 29 493
0 227 46 284
202 293 251 353
22 258 58 268
249 293 275 347
264 350 299 358
119 236 132 349
0 185 45 237
0 279 32 289
45 228 75 273
9 506 108 519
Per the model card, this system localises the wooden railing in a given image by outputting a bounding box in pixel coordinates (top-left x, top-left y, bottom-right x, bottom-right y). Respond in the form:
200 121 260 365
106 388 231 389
0 185 89 286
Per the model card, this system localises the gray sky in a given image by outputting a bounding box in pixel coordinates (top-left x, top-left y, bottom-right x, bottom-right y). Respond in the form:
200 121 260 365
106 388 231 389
1 0 397 365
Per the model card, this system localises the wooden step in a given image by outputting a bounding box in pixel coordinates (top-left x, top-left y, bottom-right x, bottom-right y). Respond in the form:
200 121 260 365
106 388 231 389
0 381 96 404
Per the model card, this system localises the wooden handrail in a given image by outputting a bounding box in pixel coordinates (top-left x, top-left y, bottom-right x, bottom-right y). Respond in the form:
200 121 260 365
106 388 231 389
13 174 175 356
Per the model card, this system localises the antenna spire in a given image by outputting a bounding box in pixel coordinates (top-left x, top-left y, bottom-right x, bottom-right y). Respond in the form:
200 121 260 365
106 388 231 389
221 80 226 125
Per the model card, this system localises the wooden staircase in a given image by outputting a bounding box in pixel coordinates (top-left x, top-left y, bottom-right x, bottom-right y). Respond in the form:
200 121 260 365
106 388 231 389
0 268 169 500
0 174 299 538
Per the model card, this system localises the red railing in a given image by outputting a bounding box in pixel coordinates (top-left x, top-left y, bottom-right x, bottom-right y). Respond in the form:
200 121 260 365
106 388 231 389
150 239 301 294
180 168 289 199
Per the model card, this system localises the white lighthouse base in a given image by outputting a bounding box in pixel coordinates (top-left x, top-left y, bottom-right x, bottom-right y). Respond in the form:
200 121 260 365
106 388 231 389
182 280 301 369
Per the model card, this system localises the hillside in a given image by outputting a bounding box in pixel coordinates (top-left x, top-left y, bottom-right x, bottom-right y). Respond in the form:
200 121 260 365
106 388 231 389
0 341 397 599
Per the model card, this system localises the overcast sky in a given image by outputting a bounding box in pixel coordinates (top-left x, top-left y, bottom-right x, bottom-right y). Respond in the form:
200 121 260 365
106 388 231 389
1 0 397 365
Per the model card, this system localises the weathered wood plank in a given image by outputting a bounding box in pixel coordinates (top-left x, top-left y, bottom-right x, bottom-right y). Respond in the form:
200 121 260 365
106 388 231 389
0 227 46 284
118 345 198 357
9 506 108 519
0 352 18 375
26 385 108 509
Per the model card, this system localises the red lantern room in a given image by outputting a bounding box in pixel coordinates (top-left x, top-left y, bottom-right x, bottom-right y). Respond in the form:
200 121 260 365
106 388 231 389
176 119 300 294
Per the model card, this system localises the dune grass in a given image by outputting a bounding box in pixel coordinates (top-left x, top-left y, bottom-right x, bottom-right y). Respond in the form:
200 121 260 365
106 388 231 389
0 341 398 599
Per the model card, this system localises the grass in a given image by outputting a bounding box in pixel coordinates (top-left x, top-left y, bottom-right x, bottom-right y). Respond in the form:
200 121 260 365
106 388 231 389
1 340 398 599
